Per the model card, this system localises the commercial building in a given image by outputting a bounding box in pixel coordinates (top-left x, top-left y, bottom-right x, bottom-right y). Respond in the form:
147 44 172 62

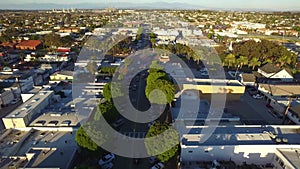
2 90 54 129
180 125 300 168
50 71 73 82
16 40 42 50
0 129 78 169
0 89 14 106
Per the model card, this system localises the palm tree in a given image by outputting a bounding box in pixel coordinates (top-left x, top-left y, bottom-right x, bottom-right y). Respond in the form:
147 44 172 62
224 53 236 68
277 55 292 67
236 56 248 68
249 57 261 70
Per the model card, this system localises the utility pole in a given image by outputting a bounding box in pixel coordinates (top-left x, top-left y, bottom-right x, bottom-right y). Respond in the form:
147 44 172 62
282 97 293 125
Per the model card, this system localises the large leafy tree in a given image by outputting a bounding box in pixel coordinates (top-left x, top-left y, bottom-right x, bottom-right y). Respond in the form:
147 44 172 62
100 66 117 76
76 124 99 151
146 61 175 105
94 101 118 123
232 39 296 67
146 79 175 105
43 32 63 48
76 120 110 151
145 122 179 163
102 82 123 102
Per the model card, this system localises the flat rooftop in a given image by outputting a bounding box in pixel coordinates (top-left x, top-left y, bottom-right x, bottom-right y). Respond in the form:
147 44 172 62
0 130 28 157
181 125 300 146
171 93 239 121
0 129 78 169
5 90 53 118
25 147 77 169
277 148 300 169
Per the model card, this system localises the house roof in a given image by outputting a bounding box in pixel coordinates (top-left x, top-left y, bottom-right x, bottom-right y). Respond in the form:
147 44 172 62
259 63 281 74
290 104 300 117
241 73 256 82
16 40 42 48
53 70 73 77
259 84 300 96
253 71 263 78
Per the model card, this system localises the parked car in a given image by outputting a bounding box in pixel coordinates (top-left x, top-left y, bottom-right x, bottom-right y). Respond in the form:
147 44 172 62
98 153 115 166
148 156 157 164
247 88 258 96
151 162 164 169
147 121 155 128
112 118 125 129
253 94 263 99
10 98 20 105
32 140 38 145
200 71 209 76
101 162 113 169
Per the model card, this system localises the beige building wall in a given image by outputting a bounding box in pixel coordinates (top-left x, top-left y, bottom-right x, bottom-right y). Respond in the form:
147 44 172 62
3 118 27 129
182 84 245 94
50 74 73 81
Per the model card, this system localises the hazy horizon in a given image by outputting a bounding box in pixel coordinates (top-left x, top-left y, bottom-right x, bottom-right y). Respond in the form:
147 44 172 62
0 0 299 11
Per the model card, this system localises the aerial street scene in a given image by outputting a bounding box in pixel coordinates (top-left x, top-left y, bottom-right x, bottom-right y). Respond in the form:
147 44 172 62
1 0 300 169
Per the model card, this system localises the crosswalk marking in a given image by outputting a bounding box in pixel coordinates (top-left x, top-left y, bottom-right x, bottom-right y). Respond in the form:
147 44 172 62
121 132 146 139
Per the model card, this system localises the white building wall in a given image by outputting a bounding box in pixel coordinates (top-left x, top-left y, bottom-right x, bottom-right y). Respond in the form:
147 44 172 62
271 70 293 82
181 145 300 165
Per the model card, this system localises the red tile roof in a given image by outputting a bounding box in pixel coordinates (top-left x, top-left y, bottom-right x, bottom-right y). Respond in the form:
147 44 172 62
16 40 42 48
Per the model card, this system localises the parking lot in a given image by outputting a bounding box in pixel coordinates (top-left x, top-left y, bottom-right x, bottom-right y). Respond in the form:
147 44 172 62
201 92 282 125
239 92 282 124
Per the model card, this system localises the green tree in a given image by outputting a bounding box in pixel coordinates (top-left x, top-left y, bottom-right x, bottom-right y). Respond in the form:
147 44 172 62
102 82 123 102
145 122 179 163
43 32 63 48
146 79 175 105
149 60 164 74
87 61 98 75
94 101 118 122
75 125 98 151
100 66 117 76
224 53 236 68
249 57 261 70
150 32 157 47
236 56 248 68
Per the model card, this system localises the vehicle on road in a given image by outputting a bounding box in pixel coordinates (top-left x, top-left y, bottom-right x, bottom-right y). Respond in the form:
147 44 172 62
247 88 258 96
101 162 113 169
32 140 38 145
112 118 125 129
253 94 263 99
151 162 164 169
98 153 115 166
148 156 157 164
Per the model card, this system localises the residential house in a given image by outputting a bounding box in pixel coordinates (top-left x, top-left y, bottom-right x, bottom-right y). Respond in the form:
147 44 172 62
256 63 293 83
258 84 300 121
239 73 256 86
288 104 300 125
40 64 58 74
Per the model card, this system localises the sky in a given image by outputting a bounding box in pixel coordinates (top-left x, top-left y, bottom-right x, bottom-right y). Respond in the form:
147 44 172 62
1 0 299 10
